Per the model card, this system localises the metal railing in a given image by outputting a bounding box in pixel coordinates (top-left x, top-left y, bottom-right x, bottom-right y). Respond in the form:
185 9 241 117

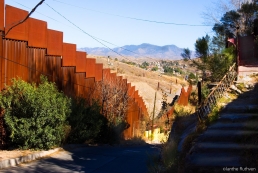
196 63 237 121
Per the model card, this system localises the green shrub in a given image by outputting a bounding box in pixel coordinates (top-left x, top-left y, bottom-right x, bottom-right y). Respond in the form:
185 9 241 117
201 84 210 100
151 66 158 71
236 82 245 92
0 76 71 150
161 141 178 170
67 97 108 144
147 153 163 173
173 104 194 118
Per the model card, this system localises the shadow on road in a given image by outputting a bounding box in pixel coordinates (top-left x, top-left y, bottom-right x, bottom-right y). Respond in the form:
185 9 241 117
2 144 161 173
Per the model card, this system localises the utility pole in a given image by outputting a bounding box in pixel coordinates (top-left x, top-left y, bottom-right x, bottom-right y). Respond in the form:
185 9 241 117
151 88 157 141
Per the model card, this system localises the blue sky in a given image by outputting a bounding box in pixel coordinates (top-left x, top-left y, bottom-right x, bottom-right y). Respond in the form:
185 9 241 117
6 0 216 50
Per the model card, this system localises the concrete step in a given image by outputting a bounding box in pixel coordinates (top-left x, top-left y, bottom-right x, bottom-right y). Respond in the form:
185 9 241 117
185 152 257 173
186 153 241 167
223 105 258 113
218 113 258 121
191 142 258 153
208 120 258 130
197 129 258 143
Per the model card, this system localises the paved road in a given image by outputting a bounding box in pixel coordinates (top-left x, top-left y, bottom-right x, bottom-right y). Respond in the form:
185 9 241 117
1 144 160 173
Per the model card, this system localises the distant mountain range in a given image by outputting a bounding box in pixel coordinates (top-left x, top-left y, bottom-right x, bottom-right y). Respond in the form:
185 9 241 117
79 43 195 60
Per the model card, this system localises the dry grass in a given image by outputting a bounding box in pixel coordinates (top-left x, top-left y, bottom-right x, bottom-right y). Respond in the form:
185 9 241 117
93 56 188 116
0 150 39 160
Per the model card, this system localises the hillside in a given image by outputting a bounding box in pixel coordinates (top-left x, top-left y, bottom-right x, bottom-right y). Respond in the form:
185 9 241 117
80 43 195 60
92 56 190 118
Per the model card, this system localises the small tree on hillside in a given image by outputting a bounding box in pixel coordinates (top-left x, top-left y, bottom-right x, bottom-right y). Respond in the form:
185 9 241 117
93 75 130 141
181 48 191 61
93 74 130 127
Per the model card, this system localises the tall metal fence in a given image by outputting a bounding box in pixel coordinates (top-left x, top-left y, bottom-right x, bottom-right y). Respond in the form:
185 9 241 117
196 63 237 121
0 0 149 146
158 85 193 121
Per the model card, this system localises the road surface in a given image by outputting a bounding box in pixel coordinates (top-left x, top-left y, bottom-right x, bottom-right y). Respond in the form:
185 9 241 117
1 144 160 173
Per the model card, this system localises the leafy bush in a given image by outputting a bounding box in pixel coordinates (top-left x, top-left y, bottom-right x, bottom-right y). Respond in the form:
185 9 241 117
0 76 71 150
201 84 210 101
189 91 198 105
67 97 108 144
173 103 194 118
140 61 149 69
151 66 158 71
163 66 173 73
68 97 130 144
188 72 196 80
161 141 178 171
107 121 130 144
147 140 178 173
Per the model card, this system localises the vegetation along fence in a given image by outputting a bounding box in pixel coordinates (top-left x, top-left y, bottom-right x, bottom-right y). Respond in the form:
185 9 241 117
196 63 237 121
0 0 149 147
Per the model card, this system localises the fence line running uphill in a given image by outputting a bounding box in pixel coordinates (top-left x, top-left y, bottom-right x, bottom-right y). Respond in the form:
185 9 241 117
0 0 148 147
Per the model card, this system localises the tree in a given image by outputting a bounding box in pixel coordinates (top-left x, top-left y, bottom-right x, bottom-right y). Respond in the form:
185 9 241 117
184 32 236 82
188 72 196 80
151 66 158 71
211 23 228 53
67 98 108 144
220 10 241 37
202 0 253 26
238 1 258 35
210 1 258 39
93 74 130 127
92 75 130 142
192 35 211 79
163 66 173 73
181 48 191 61
140 61 149 69
195 35 210 59
0 76 71 149
142 61 149 67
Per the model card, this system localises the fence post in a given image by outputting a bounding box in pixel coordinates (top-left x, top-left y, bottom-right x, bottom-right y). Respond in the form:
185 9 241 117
197 81 202 105
0 31 3 90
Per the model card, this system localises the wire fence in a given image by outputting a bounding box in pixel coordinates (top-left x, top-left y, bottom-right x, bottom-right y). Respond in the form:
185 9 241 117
196 63 237 121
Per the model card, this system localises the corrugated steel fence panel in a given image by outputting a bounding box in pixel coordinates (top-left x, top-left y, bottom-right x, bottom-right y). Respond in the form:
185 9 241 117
95 63 103 82
3 39 28 86
0 0 4 31
5 5 29 41
86 58 96 78
0 0 3 91
28 18 47 48
75 51 86 73
47 29 63 56
0 32 3 90
62 43 76 67
177 85 192 106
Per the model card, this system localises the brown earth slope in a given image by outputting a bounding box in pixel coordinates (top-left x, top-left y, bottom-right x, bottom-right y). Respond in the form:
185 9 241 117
92 56 188 118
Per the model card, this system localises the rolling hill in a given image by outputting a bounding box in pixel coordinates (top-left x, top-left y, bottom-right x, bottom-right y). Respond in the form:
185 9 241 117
80 43 195 60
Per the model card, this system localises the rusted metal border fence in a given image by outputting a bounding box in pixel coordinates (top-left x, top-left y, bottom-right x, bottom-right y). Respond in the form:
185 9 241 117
196 63 237 121
0 0 149 144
